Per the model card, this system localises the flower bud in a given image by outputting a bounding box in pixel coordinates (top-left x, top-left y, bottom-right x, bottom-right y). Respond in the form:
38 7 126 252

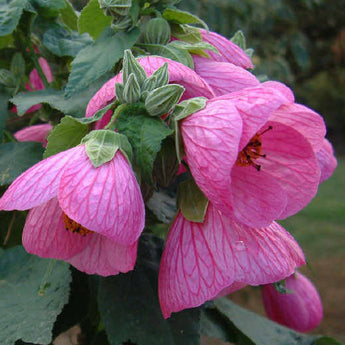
122 49 147 87
98 0 132 17
0 69 16 88
123 73 141 103
141 63 169 93
261 272 323 332
145 84 185 117
144 18 171 45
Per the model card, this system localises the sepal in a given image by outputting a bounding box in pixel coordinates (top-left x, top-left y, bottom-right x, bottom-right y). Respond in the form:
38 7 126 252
82 130 132 167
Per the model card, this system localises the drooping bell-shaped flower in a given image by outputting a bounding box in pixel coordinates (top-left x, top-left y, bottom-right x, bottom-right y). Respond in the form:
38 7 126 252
261 272 323 332
0 136 145 276
158 203 305 318
316 138 337 183
180 86 324 227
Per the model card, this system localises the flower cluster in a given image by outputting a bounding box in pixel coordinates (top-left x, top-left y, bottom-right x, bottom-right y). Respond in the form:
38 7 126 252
0 28 337 326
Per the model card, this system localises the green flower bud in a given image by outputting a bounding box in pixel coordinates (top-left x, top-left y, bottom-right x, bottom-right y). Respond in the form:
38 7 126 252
145 84 185 117
115 82 125 104
122 49 147 87
98 0 132 17
144 18 171 45
141 63 169 94
0 69 16 88
123 73 141 103
111 15 133 31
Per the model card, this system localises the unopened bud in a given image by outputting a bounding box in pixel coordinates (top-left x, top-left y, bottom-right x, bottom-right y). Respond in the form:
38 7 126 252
115 82 125 104
98 0 132 17
145 84 185 117
144 18 171 45
122 49 147 87
0 69 16 88
123 73 141 103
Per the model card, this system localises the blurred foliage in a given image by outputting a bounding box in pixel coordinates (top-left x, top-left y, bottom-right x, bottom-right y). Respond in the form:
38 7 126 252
177 0 345 152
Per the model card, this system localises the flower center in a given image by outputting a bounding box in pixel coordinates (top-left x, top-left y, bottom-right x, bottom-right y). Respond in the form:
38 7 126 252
236 126 272 171
62 213 92 236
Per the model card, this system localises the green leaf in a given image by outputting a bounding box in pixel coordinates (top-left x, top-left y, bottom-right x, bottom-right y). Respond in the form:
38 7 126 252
78 0 112 40
60 0 78 30
10 76 109 117
76 102 115 124
0 246 72 345
0 34 14 49
163 8 208 30
65 27 140 97
177 179 209 222
169 40 219 56
30 0 66 18
170 24 202 44
116 112 173 184
173 97 207 121
0 142 44 185
97 236 201 345
0 90 11 141
43 26 93 57
0 0 27 36
212 298 327 345
44 116 88 158
143 42 194 69
82 130 132 167
314 336 342 345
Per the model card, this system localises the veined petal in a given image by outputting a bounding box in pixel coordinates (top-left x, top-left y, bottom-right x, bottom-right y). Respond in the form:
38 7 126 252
68 234 138 276
218 86 288 150
58 148 145 245
259 121 320 219
216 282 247 297
199 29 253 69
262 81 295 103
0 146 79 211
270 103 326 151
23 198 90 260
193 57 259 96
316 138 337 183
159 204 305 318
229 165 288 227
14 123 52 145
181 99 242 205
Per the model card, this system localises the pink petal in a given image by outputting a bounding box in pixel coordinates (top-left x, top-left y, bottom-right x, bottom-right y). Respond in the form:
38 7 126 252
199 29 253 69
181 99 242 205
259 121 320 219
218 86 288 149
262 81 295 103
85 56 214 118
270 103 326 151
262 272 323 332
0 146 79 211
228 165 288 227
68 234 138 276
58 147 145 245
159 204 305 318
216 282 247 298
316 138 337 183
193 56 259 96
29 58 53 90
14 123 52 146
23 198 90 260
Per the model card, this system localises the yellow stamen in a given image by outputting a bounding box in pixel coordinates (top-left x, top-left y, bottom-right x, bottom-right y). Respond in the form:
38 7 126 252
62 213 92 236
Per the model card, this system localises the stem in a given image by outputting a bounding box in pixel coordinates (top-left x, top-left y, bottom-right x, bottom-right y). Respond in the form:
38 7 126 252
3 211 16 246
27 41 50 89
104 103 128 131
28 111 41 126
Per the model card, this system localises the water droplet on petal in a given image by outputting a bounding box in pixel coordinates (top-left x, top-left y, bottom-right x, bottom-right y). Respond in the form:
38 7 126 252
234 240 246 251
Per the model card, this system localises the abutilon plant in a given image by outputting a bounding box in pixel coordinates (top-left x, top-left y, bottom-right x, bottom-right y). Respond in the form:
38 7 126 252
0 1 339 344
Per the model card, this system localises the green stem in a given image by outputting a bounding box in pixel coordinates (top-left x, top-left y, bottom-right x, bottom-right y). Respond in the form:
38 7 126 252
104 103 128 131
28 111 41 126
27 42 50 89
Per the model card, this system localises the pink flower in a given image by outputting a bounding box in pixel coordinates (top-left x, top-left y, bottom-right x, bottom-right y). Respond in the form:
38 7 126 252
198 29 253 69
181 85 325 227
262 272 323 332
14 123 52 147
0 144 145 276
158 203 305 318
316 138 337 183
11 57 53 114
85 55 215 128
